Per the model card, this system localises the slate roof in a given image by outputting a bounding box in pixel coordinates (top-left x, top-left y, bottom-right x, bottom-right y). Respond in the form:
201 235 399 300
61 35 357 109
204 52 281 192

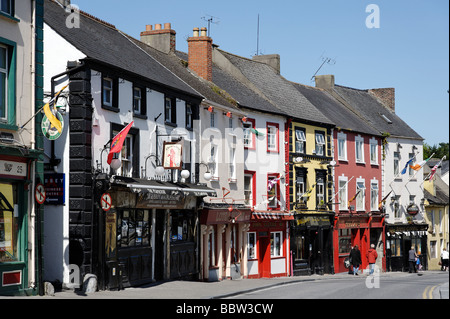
291 83 380 136
217 50 334 126
424 187 449 206
332 85 423 140
44 0 201 99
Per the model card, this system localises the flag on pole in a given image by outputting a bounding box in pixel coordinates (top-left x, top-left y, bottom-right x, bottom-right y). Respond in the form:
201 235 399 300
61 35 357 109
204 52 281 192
107 122 134 165
348 190 361 209
409 156 433 171
43 84 68 134
428 156 446 181
378 190 393 211
268 176 281 191
401 157 415 175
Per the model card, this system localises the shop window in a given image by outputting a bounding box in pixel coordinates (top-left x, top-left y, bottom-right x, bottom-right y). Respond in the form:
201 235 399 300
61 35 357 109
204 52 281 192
338 229 351 254
170 211 195 243
293 234 306 260
387 236 402 257
248 232 256 260
0 183 18 262
271 232 283 257
117 210 151 248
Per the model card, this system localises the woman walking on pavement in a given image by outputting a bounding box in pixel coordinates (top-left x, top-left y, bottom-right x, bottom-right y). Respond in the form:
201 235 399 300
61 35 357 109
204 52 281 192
441 248 449 271
349 245 362 275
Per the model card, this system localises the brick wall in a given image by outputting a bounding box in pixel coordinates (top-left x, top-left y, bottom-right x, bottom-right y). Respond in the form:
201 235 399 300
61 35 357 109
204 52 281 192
369 88 395 113
188 28 213 82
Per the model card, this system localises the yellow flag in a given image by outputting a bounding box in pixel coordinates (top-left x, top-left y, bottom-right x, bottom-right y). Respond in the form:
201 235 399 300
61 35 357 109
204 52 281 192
43 85 68 134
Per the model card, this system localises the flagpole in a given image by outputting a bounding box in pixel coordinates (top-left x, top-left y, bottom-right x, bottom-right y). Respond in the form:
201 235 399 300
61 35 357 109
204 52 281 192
404 152 435 188
420 155 446 186
328 176 355 203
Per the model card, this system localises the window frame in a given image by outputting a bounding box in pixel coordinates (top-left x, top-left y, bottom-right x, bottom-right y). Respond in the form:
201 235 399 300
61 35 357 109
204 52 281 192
185 104 193 130
244 170 256 207
267 173 281 210
270 231 283 258
0 39 16 129
247 232 257 260
369 138 378 165
337 131 347 161
295 127 306 154
356 179 365 211
243 118 256 150
338 176 348 211
0 44 8 122
0 0 14 16
164 96 177 125
315 131 326 156
266 122 279 153
370 180 379 211
355 135 365 163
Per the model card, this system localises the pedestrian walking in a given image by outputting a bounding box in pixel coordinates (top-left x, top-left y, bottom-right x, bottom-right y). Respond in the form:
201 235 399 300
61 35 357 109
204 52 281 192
408 246 418 273
367 244 378 275
441 248 449 271
349 245 362 275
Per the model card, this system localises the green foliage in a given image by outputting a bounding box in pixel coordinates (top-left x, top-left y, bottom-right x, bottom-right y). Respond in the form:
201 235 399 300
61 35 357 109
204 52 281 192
424 142 449 159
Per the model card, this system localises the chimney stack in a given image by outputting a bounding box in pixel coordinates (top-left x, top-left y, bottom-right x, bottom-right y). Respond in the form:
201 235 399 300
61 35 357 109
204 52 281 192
369 88 396 113
187 27 213 81
140 23 176 54
252 54 281 74
56 0 71 6
315 75 335 90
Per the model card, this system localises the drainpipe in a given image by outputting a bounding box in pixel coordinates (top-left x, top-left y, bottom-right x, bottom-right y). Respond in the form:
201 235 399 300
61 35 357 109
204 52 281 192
29 0 37 292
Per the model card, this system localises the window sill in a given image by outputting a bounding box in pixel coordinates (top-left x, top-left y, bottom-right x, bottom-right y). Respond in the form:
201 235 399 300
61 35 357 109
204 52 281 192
101 105 120 113
164 121 178 128
0 12 20 23
133 113 147 120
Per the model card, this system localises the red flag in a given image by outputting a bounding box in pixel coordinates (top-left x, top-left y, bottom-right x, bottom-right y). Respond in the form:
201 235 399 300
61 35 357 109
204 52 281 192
107 122 134 165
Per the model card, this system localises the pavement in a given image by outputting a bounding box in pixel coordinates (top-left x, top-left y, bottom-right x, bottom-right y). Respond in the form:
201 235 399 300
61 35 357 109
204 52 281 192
1 270 448 299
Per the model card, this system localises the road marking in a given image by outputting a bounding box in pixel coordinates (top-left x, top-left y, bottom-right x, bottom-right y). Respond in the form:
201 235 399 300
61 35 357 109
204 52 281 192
423 285 437 299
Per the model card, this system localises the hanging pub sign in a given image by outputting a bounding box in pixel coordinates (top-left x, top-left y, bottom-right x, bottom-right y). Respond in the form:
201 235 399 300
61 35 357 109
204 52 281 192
162 142 183 169
41 112 64 141
406 203 420 215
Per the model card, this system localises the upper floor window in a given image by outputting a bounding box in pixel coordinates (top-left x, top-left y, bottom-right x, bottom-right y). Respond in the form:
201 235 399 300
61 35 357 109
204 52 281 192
133 87 141 113
339 177 348 211
315 132 325 156
370 181 379 211
0 44 8 121
102 76 119 110
0 0 13 16
370 138 378 165
186 104 193 129
337 132 347 161
208 137 218 180
165 97 176 125
102 77 113 107
393 152 400 176
356 180 365 211
243 118 256 149
295 128 306 154
267 122 279 153
267 174 280 209
244 172 255 207
355 135 364 163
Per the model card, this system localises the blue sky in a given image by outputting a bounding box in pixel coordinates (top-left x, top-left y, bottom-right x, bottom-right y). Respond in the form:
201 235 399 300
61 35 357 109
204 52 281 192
71 0 449 146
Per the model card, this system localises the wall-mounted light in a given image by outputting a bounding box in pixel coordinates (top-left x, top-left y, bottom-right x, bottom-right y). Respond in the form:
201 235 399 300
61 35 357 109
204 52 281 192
199 162 213 182
110 158 122 171
180 170 190 183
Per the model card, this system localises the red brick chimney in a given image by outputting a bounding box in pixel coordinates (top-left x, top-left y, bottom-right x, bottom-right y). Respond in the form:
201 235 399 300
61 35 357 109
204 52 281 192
369 88 396 113
140 23 176 54
187 27 213 81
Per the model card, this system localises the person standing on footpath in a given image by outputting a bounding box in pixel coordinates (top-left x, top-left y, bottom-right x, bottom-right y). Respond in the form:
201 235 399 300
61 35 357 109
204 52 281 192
441 248 449 271
367 244 378 275
408 246 418 273
349 245 362 275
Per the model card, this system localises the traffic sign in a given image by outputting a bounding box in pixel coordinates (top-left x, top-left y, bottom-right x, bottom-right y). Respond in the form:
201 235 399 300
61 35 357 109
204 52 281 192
35 184 46 204
101 193 112 212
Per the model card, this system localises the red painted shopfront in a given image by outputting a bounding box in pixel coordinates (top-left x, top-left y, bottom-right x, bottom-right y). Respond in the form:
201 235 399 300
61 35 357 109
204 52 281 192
247 212 294 278
333 213 385 274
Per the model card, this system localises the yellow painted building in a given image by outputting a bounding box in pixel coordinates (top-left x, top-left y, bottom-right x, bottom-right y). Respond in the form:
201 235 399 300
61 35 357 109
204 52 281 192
423 175 449 270
288 119 335 275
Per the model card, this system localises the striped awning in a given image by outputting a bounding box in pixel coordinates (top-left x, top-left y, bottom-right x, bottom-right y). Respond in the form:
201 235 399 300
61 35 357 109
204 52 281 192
252 211 294 221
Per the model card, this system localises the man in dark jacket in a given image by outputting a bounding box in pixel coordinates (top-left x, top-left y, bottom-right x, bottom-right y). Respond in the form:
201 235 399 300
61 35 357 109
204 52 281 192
349 245 362 275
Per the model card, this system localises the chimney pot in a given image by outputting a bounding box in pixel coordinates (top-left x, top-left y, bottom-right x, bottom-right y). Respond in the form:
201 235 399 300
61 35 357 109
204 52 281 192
155 24 162 30
146 25 153 31
164 23 171 30
200 27 208 37
193 28 200 37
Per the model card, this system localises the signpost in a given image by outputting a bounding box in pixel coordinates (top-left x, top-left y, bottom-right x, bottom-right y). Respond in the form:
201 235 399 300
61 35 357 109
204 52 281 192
35 184 46 205
101 193 112 212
